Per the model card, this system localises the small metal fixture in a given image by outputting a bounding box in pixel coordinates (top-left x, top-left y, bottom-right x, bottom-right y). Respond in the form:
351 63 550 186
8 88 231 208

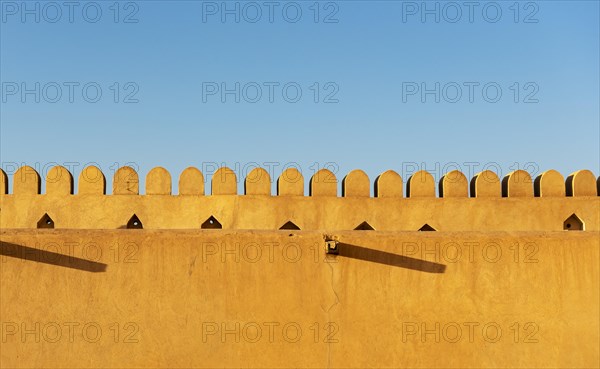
326 240 339 255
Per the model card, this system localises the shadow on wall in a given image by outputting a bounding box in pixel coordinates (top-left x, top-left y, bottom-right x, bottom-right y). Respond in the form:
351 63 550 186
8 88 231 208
338 243 446 274
0 242 107 273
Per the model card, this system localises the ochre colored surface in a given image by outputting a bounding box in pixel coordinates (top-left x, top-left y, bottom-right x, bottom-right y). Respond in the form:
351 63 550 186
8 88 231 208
245 168 271 196
471 170 500 198
535 170 566 197
310 169 337 197
277 168 304 196
1 194 599 232
503 170 533 197
342 170 370 197
407 170 436 197
374 170 403 198
0 165 598 231
113 167 139 195
0 165 599 368
440 170 469 198
0 229 598 368
78 166 106 195
567 170 598 197
146 167 172 195
178 167 204 196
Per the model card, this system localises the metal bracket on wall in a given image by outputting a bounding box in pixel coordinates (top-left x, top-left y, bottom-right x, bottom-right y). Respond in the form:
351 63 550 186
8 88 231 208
326 240 339 255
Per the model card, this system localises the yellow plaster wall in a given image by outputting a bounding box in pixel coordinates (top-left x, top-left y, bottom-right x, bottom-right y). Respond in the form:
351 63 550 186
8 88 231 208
0 166 598 231
0 229 598 368
1 165 599 368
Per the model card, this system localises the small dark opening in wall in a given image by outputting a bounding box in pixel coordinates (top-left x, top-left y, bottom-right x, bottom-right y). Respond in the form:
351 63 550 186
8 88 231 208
354 221 374 230
564 214 584 231
127 214 143 229
280 221 300 230
202 216 222 229
418 224 436 232
37 213 54 229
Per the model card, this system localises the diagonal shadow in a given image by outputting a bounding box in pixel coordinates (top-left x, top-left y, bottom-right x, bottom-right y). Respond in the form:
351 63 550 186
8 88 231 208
338 243 446 274
0 241 107 273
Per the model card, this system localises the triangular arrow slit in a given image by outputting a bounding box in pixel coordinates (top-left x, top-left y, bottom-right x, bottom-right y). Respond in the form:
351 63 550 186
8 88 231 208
354 221 374 230
280 221 300 230
418 224 436 232
37 213 54 229
127 214 143 229
202 216 222 229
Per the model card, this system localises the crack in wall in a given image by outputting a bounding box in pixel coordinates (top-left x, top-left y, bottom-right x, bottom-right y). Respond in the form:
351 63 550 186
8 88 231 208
188 255 197 276
326 258 339 369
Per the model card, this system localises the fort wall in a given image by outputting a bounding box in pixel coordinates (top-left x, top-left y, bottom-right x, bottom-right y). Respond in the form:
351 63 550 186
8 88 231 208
0 166 598 231
0 229 598 368
1 165 599 368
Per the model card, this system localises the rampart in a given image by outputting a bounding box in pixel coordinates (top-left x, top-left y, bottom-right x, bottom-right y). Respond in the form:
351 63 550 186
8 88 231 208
1 165 599 368
0 165 599 231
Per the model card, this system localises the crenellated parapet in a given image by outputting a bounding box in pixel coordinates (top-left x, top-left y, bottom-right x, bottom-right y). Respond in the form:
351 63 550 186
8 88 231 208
0 165 598 231
3 165 599 198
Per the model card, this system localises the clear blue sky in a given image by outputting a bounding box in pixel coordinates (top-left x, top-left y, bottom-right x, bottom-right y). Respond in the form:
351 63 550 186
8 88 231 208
1 0 598 194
